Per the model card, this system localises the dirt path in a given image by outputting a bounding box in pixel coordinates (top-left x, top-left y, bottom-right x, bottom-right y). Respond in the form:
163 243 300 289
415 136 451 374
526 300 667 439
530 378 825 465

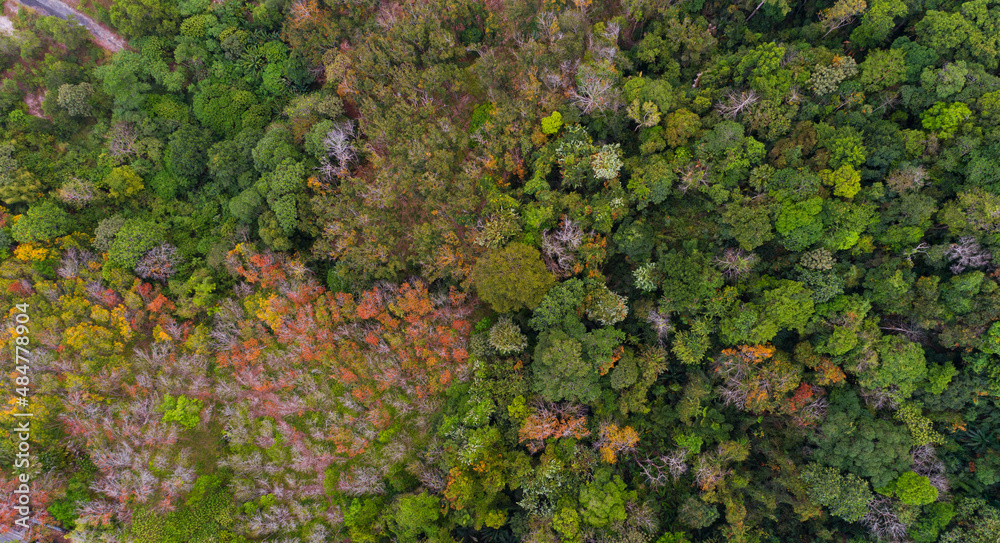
10 0 125 51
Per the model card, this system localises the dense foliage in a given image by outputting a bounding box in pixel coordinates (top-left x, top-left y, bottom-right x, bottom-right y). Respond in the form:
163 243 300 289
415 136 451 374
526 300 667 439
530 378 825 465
1 0 1000 541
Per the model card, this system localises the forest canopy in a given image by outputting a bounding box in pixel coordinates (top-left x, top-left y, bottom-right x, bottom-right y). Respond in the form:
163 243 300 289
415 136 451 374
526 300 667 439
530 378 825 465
1 0 1000 542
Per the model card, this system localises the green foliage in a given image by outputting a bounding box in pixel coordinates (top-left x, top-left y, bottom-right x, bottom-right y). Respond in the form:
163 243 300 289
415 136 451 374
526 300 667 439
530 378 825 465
851 0 908 47
801 465 874 522
158 394 203 429
859 48 908 93
813 390 914 488
820 164 861 199
532 328 600 403
541 111 563 135
578 468 634 528
473 243 556 313
894 402 947 445
921 101 972 139
678 495 719 529
488 317 528 355
809 56 858 96
893 471 939 506
129 483 242 543
193 84 258 138
861 335 928 399
103 165 144 200
389 492 441 542
11 200 71 243
108 219 166 270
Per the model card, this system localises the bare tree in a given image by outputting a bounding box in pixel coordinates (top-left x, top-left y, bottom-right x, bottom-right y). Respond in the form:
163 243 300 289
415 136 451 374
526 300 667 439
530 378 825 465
645 308 672 345
716 89 760 119
885 164 928 193
859 387 899 411
56 177 96 208
317 121 357 180
135 244 183 281
714 247 758 279
945 236 993 274
862 495 908 542
911 445 949 495
570 63 620 114
635 448 688 487
106 122 139 161
541 218 584 275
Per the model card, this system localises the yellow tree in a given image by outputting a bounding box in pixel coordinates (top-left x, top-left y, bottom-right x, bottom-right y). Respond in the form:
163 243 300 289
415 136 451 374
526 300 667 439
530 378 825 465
820 0 868 37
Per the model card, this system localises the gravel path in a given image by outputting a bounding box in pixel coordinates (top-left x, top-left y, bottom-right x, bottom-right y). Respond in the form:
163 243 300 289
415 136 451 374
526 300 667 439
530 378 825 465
11 0 125 51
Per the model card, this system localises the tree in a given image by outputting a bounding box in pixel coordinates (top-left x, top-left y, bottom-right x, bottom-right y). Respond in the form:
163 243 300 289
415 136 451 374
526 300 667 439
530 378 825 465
658 246 724 316
109 0 181 39
541 111 563 135
819 0 868 37
159 394 203 429
135 244 182 281
56 82 94 117
800 465 874 522
108 218 166 270
389 492 441 542
532 329 601 404
193 84 258 138
663 108 702 147
678 496 719 529
530 279 587 331
851 0 907 47
921 102 972 139
813 390 913 488
11 200 71 243
168 124 211 180
859 48 907 92
472 243 555 313
593 422 639 464
893 471 938 506
860 335 927 399
103 166 144 200
488 317 528 355
809 55 858 96
578 468 634 528
820 164 861 199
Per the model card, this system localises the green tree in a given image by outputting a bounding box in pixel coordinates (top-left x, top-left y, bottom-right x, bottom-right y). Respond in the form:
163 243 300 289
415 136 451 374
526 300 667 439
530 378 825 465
813 390 913 488
472 243 556 313
578 468 634 528
488 317 528 355
168 124 211 181
921 101 972 139
821 164 861 199
800 465 874 522
851 0 907 46
103 166 144 200
893 471 939 506
193 84 258 138
109 218 166 270
389 492 441 542
859 48 907 92
532 329 600 404
159 394 203 429
110 0 181 39
860 335 928 399
11 200 71 243
56 82 93 117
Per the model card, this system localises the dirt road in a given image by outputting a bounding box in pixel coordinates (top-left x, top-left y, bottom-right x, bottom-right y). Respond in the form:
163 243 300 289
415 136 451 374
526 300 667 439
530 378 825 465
11 0 125 51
